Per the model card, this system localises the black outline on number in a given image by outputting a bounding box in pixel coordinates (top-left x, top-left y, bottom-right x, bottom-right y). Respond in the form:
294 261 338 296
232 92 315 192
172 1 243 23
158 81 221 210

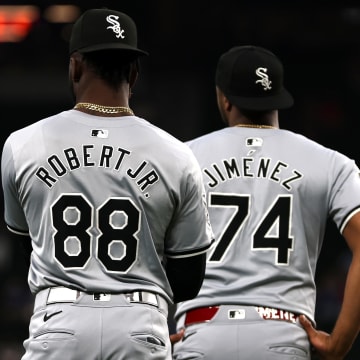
51 194 140 272
208 193 293 265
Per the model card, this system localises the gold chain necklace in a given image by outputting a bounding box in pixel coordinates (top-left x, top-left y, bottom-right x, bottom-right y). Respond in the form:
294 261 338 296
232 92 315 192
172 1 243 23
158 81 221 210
74 102 134 115
235 124 277 129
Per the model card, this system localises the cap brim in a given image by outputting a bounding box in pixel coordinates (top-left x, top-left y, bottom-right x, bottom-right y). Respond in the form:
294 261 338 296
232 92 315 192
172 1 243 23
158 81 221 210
77 43 149 57
226 89 294 111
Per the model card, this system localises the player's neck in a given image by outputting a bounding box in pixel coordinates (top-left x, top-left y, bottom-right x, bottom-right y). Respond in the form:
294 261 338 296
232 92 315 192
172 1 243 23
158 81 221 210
74 82 133 117
229 110 279 129
73 102 134 117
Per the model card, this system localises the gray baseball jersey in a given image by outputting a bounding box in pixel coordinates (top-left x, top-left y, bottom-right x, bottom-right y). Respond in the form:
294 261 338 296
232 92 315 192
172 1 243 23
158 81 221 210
1 110 213 302
175 127 360 323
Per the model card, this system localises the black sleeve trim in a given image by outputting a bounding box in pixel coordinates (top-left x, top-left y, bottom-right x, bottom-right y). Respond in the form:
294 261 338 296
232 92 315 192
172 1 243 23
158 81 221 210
7 224 29 236
165 238 215 259
339 207 360 234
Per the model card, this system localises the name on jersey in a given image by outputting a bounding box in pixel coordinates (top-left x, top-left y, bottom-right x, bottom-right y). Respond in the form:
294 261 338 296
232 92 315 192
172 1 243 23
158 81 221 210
35 145 159 194
203 157 303 191
255 306 298 323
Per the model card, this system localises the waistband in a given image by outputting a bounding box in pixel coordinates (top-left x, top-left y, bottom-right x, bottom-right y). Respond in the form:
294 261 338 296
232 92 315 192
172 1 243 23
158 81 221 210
184 305 299 327
34 287 168 314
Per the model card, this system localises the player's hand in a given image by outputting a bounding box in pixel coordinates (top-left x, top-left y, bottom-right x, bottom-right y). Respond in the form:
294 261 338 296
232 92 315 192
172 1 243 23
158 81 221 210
299 315 343 360
170 328 185 345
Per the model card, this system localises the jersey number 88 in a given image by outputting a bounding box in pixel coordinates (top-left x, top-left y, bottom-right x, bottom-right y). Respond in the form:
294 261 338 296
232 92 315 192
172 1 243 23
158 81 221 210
51 194 140 272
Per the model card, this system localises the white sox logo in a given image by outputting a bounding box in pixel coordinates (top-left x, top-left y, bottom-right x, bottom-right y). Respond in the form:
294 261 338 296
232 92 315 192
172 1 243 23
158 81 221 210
255 67 272 91
106 15 125 39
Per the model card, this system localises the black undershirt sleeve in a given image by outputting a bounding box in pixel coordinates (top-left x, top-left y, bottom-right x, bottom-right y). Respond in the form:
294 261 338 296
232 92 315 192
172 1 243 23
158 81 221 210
8 231 32 268
165 253 206 303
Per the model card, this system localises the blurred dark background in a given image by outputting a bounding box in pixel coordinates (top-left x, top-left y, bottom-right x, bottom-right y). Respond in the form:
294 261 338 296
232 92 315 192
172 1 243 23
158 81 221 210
1 1 360 359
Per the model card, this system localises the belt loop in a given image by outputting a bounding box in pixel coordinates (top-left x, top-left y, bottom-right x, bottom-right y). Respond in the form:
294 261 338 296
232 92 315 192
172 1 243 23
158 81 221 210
34 288 51 311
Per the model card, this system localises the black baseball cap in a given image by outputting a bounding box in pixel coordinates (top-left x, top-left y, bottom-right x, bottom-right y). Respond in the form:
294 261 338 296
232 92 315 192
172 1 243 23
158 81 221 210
215 45 293 111
69 8 148 57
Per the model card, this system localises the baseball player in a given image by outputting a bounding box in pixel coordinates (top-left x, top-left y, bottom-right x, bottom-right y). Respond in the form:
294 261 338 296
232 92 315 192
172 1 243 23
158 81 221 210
1 8 213 360
172 45 360 359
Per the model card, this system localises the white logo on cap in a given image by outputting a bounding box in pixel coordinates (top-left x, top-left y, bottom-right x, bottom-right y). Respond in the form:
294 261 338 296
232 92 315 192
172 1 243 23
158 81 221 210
106 15 125 39
255 67 272 91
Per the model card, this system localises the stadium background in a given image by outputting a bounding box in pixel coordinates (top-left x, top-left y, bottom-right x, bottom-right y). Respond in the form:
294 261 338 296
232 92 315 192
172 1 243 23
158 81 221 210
1 1 360 358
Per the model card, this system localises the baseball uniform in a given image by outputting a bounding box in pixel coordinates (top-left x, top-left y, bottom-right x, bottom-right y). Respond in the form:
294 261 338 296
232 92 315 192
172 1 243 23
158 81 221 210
172 126 360 360
2 110 213 360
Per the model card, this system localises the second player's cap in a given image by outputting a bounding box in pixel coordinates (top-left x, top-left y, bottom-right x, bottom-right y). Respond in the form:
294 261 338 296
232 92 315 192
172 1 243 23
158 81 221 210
69 8 148 57
215 45 293 111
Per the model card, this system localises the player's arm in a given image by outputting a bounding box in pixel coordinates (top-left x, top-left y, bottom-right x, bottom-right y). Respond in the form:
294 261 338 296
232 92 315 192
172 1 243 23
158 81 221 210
300 211 360 359
165 253 206 303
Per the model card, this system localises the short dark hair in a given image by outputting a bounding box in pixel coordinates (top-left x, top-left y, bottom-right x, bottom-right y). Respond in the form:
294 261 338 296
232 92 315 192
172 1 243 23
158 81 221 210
82 50 139 90
240 108 273 120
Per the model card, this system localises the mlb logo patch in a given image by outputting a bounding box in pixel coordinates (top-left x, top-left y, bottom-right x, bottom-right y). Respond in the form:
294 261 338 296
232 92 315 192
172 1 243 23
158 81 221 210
91 129 109 138
246 137 263 147
228 309 246 319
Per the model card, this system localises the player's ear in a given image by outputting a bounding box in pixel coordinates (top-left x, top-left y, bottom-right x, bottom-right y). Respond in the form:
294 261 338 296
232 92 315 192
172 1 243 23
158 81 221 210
69 52 83 83
128 60 139 98
224 96 232 112
216 86 232 112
